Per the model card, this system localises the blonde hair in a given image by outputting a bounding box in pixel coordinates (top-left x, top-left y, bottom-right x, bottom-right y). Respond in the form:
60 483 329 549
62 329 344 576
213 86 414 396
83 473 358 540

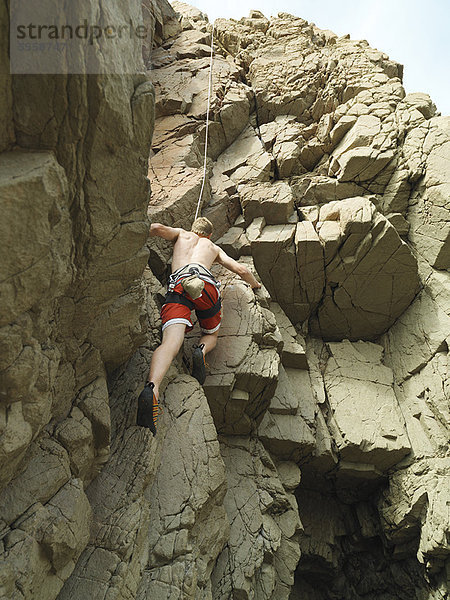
191 217 213 237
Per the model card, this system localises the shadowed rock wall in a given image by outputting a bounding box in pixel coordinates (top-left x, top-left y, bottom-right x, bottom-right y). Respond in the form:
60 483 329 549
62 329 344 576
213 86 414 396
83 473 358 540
0 1 155 598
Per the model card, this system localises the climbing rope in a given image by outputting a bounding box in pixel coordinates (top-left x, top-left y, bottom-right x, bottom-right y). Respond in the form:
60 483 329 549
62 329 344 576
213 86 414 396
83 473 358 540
194 22 215 221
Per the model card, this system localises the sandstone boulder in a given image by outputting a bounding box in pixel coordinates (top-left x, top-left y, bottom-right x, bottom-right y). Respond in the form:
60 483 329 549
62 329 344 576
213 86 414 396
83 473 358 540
324 340 411 475
312 198 420 340
239 181 295 226
213 123 273 185
251 197 419 339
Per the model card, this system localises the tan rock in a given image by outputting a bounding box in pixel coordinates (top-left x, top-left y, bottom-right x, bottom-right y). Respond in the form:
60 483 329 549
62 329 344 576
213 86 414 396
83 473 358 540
1 478 91 600
332 114 382 158
270 302 307 369
291 174 365 206
172 1 209 24
258 410 315 462
406 117 450 269
251 223 308 324
329 115 357 147
317 220 342 263
268 366 301 415
214 123 273 185
239 181 294 225
382 289 450 383
0 2 155 594
211 437 301 599
246 216 266 243
259 115 300 151
149 51 250 157
3 4 450 598
331 146 395 182
324 340 411 473
276 461 302 491
215 226 250 259
0 437 71 526
379 458 450 570
168 29 213 60
142 0 182 58
55 408 95 483
312 198 420 340
402 92 437 120
295 221 325 307
0 152 73 328
137 377 229 600
186 267 280 435
250 197 419 340
387 212 410 236
201 170 241 241
394 352 449 459
272 136 305 177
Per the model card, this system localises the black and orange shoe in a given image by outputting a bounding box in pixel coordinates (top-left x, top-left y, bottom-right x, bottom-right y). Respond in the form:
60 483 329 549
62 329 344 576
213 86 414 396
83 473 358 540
192 343 207 385
137 382 159 435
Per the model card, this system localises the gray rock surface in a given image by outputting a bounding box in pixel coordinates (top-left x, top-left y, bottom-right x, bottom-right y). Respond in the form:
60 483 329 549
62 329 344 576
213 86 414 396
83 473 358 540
1 3 449 600
323 340 411 474
211 437 302 600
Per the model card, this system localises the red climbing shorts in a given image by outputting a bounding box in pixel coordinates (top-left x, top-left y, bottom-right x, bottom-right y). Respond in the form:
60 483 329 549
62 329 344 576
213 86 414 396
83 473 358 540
161 281 222 334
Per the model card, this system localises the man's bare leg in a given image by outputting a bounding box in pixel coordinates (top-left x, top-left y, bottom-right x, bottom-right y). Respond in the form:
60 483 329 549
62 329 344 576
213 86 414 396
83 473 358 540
198 330 220 356
148 323 186 398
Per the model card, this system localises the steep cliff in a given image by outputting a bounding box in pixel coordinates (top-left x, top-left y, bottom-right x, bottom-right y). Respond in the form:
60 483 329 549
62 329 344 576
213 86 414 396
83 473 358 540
0 1 155 597
0 2 449 600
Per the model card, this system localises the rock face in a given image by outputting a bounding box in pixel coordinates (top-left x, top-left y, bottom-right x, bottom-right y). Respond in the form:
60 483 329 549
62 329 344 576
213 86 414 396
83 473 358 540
251 196 420 338
0 1 155 598
1 3 449 600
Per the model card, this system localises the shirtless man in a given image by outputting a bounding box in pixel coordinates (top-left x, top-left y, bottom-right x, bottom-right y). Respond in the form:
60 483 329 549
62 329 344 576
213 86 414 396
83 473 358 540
137 217 261 434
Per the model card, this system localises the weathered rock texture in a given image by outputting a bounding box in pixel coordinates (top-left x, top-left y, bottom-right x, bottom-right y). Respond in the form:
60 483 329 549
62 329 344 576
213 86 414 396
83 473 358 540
0 1 155 598
1 2 449 600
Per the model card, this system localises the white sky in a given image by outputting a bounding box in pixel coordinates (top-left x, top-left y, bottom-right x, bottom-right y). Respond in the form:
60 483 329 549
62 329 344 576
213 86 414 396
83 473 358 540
188 0 450 115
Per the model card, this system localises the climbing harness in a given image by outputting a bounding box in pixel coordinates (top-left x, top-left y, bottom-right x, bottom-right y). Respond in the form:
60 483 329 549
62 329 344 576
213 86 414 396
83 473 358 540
168 263 220 292
165 263 221 319
194 22 215 221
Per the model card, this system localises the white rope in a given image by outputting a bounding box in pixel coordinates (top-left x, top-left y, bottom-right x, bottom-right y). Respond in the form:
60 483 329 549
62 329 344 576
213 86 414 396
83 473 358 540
194 22 215 221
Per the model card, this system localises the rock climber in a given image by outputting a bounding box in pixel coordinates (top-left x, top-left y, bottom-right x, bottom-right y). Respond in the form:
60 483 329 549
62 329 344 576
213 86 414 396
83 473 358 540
137 216 261 434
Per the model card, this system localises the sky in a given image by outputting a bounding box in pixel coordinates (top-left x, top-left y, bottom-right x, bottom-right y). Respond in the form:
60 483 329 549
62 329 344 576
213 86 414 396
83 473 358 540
188 0 450 115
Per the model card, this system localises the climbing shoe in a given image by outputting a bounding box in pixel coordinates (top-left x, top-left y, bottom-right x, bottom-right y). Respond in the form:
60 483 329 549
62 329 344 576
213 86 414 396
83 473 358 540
137 382 159 435
192 344 206 385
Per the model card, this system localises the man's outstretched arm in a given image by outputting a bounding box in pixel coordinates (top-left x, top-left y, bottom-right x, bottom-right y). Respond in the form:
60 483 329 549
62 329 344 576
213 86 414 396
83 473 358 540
216 248 261 289
149 223 181 241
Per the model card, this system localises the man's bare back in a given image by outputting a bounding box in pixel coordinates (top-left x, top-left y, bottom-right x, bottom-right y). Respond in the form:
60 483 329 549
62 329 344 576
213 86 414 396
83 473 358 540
149 223 261 288
171 229 219 272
